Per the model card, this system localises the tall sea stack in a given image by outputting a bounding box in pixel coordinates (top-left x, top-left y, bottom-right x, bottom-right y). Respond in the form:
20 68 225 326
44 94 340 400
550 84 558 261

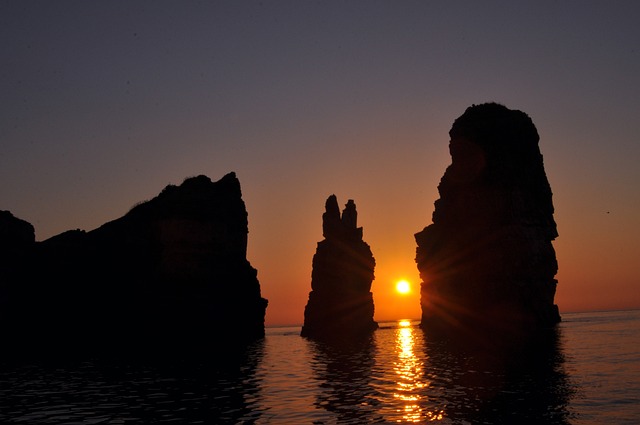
415 103 560 335
301 195 377 339
0 172 268 357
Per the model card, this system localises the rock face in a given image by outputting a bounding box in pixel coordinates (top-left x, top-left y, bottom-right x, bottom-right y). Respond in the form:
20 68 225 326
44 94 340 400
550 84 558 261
415 103 560 335
301 195 377 339
0 211 36 327
0 173 268 356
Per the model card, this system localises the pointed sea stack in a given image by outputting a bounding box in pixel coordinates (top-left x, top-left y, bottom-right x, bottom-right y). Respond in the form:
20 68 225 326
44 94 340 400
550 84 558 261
0 172 268 357
301 196 377 339
415 103 560 336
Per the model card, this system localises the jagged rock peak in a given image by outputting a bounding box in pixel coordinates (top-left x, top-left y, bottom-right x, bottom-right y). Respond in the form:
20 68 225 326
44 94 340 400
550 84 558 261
342 199 357 229
301 195 377 339
176 172 241 194
128 172 245 221
322 195 363 241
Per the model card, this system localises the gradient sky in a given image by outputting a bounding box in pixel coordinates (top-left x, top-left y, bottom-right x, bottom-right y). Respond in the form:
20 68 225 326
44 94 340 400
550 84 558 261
2 1 639 325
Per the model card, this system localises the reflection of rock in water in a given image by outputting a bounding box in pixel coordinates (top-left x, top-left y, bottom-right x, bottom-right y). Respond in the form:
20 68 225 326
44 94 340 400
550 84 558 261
0 340 266 424
301 195 377 339
415 103 560 336
420 328 575 424
309 336 384 423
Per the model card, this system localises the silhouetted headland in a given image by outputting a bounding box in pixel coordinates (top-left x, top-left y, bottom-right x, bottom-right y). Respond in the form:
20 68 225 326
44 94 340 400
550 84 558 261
301 195 378 339
415 103 560 338
0 172 268 358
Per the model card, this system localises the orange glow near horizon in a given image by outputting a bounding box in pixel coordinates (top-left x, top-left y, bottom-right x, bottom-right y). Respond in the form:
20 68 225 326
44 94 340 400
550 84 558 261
367 260 423 323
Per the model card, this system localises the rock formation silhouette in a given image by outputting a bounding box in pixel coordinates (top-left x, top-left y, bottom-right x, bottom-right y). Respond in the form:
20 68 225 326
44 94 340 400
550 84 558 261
415 103 560 336
301 195 377 339
0 173 268 357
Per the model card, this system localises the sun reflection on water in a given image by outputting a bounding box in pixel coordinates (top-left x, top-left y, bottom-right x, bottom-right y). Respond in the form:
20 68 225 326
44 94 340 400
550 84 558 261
393 320 443 422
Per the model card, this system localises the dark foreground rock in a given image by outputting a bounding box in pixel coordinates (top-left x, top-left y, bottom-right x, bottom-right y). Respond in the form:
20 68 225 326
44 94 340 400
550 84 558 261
0 173 268 358
415 103 560 337
301 195 377 339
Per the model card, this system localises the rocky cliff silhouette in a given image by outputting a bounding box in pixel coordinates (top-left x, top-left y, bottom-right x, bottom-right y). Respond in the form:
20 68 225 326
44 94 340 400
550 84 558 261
0 172 268 357
301 195 377 339
415 103 560 336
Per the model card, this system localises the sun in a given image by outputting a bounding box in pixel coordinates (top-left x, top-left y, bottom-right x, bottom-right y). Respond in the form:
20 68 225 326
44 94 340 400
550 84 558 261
395 279 411 294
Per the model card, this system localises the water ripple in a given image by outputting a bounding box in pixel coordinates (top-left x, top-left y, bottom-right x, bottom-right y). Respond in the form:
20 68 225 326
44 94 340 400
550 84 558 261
2 312 639 423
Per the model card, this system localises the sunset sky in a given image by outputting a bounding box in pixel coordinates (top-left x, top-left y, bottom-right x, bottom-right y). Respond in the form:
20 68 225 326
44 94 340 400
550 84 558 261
2 1 639 326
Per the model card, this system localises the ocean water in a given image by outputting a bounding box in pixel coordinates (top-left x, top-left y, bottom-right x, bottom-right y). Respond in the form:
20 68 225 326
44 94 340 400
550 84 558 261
1 310 638 424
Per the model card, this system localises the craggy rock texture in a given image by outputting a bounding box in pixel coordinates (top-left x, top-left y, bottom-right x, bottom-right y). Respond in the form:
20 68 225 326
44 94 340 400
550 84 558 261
415 103 560 336
0 173 268 357
301 195 377 339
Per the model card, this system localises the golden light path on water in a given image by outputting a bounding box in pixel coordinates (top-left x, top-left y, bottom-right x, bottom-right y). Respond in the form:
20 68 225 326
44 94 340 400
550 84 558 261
394 320 443 422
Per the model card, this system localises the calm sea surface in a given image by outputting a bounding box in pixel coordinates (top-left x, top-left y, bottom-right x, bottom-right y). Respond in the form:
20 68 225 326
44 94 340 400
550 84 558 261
1 310 639 424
